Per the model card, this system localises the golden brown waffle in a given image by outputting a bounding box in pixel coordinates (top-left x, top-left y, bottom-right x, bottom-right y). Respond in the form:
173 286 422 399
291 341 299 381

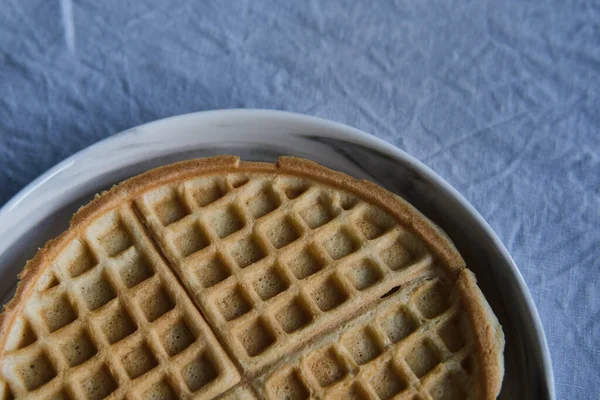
0 156 504 400
0 205 238 399
135 167 437 376
254 274 485 399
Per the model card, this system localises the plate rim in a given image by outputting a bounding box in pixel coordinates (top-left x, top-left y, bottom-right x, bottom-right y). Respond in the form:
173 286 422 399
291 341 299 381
0 109 555 398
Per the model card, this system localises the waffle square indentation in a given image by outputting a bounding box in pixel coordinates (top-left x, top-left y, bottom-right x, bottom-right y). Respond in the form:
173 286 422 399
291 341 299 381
299 198 334 229
437 316 465 352
229 174 250 188
311 277 348 312
339 193 358 210
345 259 382 291
339 383 370 399
121 342 158 379
280 181 309 200
144 379 178 400
380 308 416 344
182 352 218 392
245 187 279 219
370 361 406 399
275 297 313 334
269 369 309 399
429 372 466 400
17 350 56 390
174 223 208 258
252 265 288 301
229 235 265 268
192 181 225 207
379 239 416 271
155 192 189 226
415 281 449 319
342 327 382 365
61 329 97 367
50 389 72 400
42 294 77 332
322 228 359 260
139 285 175 322
39 271 60 291
119 253 154 289
80 365 117 400
208 206 244 239
215 285 252 322
462 355 474 375
354 210 394 240
405 340 440 378
194 254 231 288
263 216 301 249
286 246 324 280
79 273 116 311
14 319 37 349
66 240 98 278
99 221 133 257
240 318 276 357
308 348 346 387
161 319 196 357
101 304 137 344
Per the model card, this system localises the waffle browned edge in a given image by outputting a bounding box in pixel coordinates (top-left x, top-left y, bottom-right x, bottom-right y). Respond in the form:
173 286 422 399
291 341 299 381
0 155 504 399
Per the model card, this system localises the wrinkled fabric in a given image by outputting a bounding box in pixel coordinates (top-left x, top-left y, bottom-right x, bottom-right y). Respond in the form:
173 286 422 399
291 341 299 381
0 0 598 397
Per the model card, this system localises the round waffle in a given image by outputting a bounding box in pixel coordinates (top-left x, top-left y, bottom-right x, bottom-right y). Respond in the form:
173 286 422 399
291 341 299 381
0 156 504 399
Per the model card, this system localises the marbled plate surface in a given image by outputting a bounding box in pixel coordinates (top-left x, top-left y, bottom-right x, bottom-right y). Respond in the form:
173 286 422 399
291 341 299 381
0 110 553 399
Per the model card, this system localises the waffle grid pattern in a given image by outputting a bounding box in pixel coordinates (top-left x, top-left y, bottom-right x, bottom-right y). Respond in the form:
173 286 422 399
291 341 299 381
0 206 237 399
136 173 436 374
0 161 497 400
260 277 474 400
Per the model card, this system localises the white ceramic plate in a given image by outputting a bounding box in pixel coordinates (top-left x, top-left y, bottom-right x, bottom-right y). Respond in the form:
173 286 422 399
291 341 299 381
0 110 554 399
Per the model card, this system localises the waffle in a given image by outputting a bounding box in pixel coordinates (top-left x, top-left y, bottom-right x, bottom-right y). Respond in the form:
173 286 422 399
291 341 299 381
0 156 504 399
255 273 485 399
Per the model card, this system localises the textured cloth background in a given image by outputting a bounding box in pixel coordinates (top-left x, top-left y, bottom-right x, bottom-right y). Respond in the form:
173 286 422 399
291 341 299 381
0 1 598 397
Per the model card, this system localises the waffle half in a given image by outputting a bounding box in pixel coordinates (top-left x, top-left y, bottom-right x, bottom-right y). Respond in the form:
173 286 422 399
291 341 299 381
0 156 504 399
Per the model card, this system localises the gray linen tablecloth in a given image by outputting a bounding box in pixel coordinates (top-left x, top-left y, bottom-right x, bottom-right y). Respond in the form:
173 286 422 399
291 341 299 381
1 1 598 398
